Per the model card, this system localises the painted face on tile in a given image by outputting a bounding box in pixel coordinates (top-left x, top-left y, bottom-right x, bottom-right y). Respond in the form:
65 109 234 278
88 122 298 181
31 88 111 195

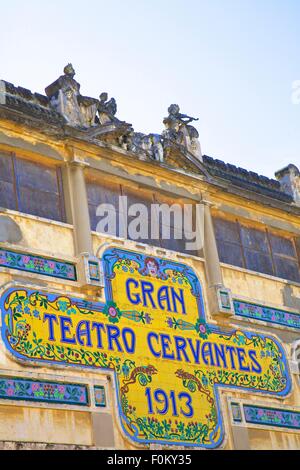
146 259 158 277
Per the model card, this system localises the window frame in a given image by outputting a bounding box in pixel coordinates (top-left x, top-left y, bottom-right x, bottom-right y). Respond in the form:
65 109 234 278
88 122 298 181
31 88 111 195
0 151 66 223
85 172 200 256
213 215 300 283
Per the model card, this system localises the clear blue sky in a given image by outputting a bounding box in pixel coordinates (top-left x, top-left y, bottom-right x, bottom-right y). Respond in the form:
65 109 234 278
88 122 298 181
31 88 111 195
1 0 300 178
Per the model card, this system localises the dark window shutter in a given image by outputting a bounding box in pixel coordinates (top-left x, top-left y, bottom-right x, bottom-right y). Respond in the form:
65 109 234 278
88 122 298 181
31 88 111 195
0 153 17 211
15 157 65 222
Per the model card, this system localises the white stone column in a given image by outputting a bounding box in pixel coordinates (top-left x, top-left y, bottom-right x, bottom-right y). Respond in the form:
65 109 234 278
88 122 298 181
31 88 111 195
203 201 223 288
67 159 93 256
64 156 103 290
202 198 234 317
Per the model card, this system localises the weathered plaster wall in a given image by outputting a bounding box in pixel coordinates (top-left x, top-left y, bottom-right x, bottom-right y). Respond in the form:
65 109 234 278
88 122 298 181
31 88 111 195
0 406 92 445
0 210 75 258
222 264 300 309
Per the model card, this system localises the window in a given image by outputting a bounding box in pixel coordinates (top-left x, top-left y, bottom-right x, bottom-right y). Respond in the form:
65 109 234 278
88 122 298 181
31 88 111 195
269 233 300 282
85 173 199 256
86 177 122 236
0 152 16 211
240 225 274 276
0 152 66 223
122 185 161 247
154 192 197 255
213 216 300 283
213 218 244 268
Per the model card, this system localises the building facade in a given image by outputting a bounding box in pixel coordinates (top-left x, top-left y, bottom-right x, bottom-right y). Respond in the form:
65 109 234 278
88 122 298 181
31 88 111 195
0 65 299 450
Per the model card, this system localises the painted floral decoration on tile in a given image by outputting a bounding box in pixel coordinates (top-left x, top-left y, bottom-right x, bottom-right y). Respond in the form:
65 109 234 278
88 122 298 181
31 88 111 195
0 377 88 405
234 300 300 330
243 405 300 429
0 249 76 281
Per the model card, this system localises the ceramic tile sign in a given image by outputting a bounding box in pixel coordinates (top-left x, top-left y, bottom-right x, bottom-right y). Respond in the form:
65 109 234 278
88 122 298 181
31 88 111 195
0 248 291 448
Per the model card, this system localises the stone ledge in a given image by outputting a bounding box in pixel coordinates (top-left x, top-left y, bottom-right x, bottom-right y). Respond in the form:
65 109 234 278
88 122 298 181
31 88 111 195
0 441 113 450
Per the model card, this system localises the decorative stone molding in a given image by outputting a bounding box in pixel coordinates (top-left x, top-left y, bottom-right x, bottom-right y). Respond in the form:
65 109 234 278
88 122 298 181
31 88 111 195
77 253 104 288
231 402 243 423
94 386 107 408
217 287 234 315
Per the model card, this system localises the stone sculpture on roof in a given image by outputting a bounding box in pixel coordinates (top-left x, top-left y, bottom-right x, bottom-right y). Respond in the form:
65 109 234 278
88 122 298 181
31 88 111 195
2 63 300 204
45 64 133 142
162 104 202 160
44 64 201 163
45 63 98 128
96 92 118 125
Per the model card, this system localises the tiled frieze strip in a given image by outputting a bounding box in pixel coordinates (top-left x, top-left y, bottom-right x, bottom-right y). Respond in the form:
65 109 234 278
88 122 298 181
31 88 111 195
243 405 300 430
0 248 77 281
0 377 89 406
233 299 300 330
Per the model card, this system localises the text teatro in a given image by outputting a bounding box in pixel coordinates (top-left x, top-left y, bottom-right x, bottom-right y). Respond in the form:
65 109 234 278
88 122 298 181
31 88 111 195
42 278 262 374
